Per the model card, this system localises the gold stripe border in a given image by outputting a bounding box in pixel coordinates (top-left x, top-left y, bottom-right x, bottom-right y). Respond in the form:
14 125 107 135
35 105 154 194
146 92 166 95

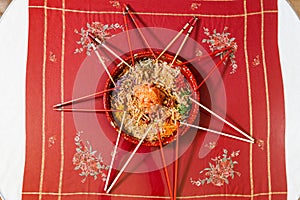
23 191 287 198
28 5 277 18
57 0 66 199
242 1 254 200
38 0 48 199
259 0 272 199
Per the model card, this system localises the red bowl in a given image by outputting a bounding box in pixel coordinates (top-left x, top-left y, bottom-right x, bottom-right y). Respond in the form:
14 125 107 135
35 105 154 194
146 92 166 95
103 50 200 146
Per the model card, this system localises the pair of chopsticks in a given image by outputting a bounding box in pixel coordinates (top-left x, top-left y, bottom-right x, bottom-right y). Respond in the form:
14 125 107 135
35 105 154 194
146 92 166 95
155 16 199 66
104 120 153 193
53 87 120 113
123 4 157 60
182 97 255 144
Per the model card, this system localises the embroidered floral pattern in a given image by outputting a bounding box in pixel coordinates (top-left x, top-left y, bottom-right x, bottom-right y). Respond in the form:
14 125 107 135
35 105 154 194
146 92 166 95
202 27 238 74
195 49 203 57
109 0 121 8
252 55 260 66
257 139 264 150
190 149 241 187
74 22 124 55
49 51 57 62
48 135 57 148
73 131 109 183
205 141 216 150
191 2 201 10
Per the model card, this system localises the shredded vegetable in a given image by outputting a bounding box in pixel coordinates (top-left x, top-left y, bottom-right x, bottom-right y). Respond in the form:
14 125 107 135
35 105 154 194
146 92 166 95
110 57 192 143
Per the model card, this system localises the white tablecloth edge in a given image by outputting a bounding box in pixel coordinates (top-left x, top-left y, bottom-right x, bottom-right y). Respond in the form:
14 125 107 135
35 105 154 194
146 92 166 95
279 0 300 199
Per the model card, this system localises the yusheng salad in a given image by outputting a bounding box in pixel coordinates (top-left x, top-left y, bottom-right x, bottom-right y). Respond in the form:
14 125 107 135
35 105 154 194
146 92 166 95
110 57 193 143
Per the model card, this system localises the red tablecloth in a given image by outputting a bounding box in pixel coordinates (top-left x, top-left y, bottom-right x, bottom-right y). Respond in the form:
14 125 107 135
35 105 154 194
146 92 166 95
22 0 287 199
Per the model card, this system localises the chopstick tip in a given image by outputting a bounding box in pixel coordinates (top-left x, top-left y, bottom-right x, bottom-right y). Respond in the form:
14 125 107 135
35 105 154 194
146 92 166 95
123 3 129 11
53 107 62 111
53 104 61 108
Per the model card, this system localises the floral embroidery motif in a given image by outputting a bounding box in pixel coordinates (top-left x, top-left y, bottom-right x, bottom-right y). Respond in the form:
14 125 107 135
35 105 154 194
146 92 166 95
109 0 121 8
202 27 238 74
74 22 124 55
190 149 241 187
49 51 57 63
252 55 260 66
257 139 264 151
191 2 201 10
205 141 216 150
73 131 109 183
48 135 57 148
195 49 203 57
